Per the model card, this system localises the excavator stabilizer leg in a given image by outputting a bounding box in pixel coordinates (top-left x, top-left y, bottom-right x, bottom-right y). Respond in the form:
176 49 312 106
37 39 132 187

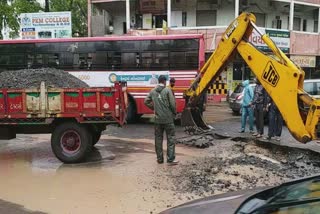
181 107 211 134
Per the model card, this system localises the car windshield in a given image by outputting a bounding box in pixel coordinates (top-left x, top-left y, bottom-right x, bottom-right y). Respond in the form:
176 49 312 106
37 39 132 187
304 82 320 96
236 175 320 214
234 85 244 93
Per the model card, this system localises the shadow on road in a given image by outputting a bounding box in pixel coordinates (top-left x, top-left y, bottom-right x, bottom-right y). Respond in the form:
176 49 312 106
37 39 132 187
0 199 47 214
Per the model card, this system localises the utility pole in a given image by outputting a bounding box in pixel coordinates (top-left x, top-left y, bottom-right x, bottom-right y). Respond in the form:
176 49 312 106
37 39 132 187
45 0 50 12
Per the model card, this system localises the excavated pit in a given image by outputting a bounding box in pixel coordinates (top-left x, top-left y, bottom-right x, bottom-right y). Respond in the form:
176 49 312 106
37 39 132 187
168 137 320 197
0 68 89 88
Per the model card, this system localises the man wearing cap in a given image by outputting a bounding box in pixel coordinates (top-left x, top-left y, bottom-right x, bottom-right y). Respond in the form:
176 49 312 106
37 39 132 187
144 75 178 165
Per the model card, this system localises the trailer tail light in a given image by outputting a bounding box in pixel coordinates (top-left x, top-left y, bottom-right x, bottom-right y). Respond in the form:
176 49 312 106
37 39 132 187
236 94 243 100
115 98 120 117
122 87 128 109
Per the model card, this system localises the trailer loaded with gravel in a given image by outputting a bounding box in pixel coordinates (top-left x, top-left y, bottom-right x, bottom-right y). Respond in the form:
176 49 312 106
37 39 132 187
0 80 127 163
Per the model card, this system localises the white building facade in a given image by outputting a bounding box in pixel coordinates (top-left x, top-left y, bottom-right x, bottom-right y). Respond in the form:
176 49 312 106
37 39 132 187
88 0 320 98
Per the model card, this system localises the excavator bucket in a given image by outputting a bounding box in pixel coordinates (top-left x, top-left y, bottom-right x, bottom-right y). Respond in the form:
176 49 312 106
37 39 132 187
181 107 211 134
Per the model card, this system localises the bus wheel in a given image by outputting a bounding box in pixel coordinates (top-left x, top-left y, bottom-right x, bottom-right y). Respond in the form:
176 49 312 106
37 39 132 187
92 131 102 146
51 122 92 164
126 97 138 123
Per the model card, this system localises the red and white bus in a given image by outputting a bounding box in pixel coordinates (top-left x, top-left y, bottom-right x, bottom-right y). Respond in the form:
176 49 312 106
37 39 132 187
0 34 205 121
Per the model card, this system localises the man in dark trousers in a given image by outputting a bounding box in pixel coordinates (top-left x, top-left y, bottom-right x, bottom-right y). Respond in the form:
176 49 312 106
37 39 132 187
144 75 178 165
250 78 266 138
264 95 283 141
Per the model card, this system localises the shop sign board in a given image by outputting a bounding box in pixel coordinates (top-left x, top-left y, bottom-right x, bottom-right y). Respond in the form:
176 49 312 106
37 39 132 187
69 71 170 87
249 28 290 53
290 55 316 68
20 11 72 39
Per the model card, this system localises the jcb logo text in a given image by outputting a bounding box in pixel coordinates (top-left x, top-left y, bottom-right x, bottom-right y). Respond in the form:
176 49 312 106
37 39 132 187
262 62 279 87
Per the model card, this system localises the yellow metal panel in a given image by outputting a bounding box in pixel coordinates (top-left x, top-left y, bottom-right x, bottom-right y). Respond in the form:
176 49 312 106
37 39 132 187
237 40 310 142
185 13 256 99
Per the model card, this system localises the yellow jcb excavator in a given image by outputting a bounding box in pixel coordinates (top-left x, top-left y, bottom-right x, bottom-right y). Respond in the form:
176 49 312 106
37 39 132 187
181 12 320 144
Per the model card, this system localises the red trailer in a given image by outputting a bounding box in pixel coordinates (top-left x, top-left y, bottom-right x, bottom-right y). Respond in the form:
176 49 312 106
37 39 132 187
0 82 127 163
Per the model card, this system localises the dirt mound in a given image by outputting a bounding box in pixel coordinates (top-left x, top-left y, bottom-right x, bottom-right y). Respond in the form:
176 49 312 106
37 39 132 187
168 141 320 197
0 68 89 88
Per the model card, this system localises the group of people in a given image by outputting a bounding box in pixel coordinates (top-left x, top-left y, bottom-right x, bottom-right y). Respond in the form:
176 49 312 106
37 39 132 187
240 78 283 141
144 74 282 165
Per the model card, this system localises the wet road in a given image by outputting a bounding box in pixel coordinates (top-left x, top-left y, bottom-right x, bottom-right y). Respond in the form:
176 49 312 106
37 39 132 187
0 102 319 214
0 124 203 214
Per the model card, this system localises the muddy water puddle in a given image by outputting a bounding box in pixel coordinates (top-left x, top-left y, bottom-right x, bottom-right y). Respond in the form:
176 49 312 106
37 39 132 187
0 134 201 214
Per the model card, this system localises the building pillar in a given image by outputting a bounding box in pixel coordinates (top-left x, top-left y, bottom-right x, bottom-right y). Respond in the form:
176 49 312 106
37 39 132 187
126 0 130 32
318 8 320 33
168 0 171 27
235 0 239 18
87 0 92 37
289 0 294 31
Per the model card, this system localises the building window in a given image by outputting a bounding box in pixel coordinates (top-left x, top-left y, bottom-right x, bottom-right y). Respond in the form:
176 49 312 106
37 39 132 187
276 19 282 29
152 15 167 28
314 20 318 33
293 17 301 31
196 10 217 26
255 13 266 27
303 19 307 32
182 12 187 27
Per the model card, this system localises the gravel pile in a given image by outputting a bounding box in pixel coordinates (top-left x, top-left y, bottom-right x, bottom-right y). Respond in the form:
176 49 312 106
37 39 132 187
168 141 320 197
0 68 89 88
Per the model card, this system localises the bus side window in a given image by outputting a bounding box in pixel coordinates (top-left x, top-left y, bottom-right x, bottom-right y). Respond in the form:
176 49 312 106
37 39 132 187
154 52 168 69
48 53 60 68
121 52 138 70
59 52 73 70
141 52 152 69
79 53 87 69
0 55 9 67
27 54 34 68
73 53 80 69
91 52 107 70
77 53 93 70
186 51 198 69
107 52 121 70
34 54 44 68
170 52 186 70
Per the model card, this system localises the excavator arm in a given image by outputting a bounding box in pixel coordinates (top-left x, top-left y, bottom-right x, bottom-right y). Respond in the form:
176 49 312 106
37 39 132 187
181 12 320 143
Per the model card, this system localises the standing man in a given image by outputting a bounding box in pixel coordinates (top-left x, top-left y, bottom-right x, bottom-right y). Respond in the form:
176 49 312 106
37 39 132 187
250 78 266 138
264 95 283 141
144 75 178 165
169 77 176 95
239 80 254 133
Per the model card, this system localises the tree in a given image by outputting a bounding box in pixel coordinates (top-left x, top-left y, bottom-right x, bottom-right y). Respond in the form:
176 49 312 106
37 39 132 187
45 0 49 12
0 0 42 39
51 0 88 37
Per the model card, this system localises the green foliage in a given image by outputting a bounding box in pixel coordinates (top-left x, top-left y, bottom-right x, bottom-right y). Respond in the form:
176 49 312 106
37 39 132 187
51 0 88 37
0 0 42 39
0 0 87 39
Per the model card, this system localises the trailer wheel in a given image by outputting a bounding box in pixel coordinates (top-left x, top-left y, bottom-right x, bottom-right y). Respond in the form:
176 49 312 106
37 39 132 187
126 96 138 123
92 131 102 146
51 122 92 163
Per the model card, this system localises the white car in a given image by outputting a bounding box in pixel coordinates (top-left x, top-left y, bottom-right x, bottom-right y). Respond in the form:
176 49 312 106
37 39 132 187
228 83 256 114
304 79 320 99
